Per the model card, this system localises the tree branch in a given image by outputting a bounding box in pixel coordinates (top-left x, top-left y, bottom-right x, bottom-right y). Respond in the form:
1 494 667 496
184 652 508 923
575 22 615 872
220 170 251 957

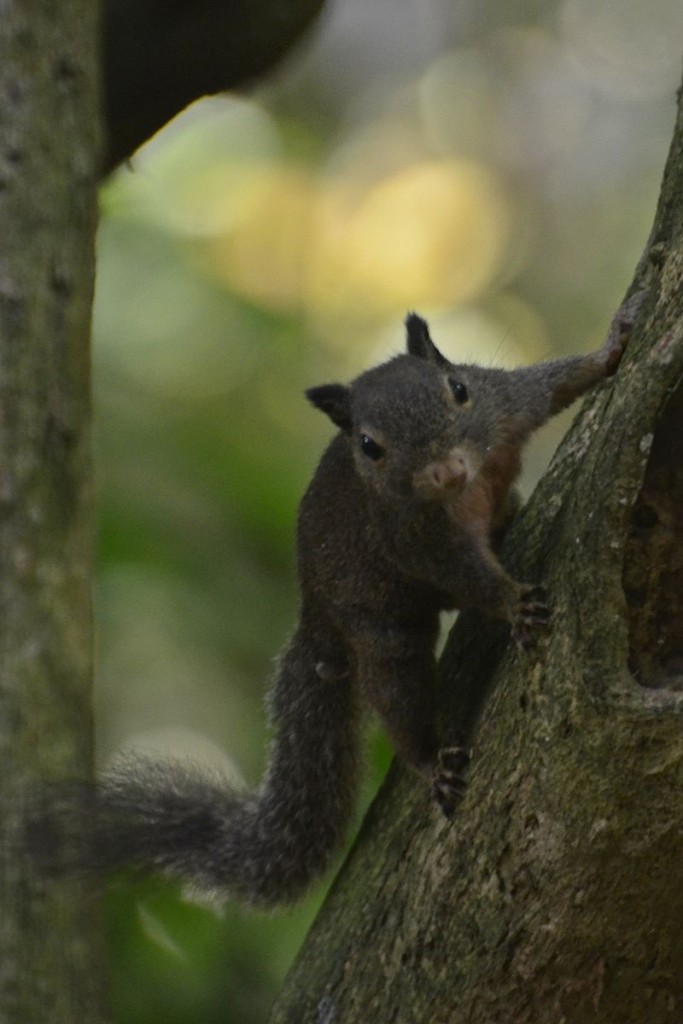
269 82 683 1024
103 0 324 171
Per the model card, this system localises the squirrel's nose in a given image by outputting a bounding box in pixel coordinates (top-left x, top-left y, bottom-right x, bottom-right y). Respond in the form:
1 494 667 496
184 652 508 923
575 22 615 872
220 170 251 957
428 454 468 490
412 449 471 500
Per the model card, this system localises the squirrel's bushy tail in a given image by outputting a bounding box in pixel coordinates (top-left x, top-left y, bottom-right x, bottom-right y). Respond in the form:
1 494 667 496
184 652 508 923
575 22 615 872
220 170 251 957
32 631 362 908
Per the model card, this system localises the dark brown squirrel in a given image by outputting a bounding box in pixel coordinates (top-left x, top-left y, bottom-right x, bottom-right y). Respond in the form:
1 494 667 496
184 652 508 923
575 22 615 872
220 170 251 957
34 308 636 908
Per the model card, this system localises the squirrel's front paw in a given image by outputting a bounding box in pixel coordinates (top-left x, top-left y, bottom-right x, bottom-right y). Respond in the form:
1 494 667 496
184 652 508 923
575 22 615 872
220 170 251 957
432 744 470 819
602 288 648 375
511 584 551 650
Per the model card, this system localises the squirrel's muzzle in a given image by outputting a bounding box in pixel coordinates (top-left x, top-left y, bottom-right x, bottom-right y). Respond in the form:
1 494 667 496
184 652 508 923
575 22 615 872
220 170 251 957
412 450 471 500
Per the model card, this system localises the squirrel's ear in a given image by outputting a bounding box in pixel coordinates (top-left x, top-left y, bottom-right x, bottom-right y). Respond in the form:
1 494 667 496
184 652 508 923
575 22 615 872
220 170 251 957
405 312 449 367
306 384 352 433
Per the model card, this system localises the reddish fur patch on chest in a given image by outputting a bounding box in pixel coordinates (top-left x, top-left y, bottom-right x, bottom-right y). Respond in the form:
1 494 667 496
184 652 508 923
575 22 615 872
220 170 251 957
447 445 522 541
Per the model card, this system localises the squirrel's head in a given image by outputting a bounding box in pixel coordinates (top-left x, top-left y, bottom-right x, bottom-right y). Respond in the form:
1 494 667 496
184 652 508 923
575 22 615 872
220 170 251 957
307 314 496 505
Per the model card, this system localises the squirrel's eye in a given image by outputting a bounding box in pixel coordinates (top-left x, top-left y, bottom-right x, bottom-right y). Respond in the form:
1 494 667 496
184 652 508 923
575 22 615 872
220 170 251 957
360 434 385 461
449 379 469 404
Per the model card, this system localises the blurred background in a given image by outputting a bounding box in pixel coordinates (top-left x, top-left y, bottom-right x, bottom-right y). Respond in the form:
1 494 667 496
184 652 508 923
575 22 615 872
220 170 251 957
94 0 681 1020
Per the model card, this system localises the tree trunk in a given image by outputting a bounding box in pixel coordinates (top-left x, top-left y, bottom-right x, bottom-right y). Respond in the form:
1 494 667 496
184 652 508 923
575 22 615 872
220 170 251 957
270 83 683 1024
0 5 107 1022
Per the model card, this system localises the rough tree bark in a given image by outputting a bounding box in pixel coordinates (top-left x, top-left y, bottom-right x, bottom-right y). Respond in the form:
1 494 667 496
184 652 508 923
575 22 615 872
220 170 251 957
0 5 106 1023
269 87 683 1024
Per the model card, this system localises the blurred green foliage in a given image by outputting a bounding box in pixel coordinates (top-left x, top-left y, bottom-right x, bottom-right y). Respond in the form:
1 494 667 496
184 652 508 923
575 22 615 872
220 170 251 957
92 0 680 1019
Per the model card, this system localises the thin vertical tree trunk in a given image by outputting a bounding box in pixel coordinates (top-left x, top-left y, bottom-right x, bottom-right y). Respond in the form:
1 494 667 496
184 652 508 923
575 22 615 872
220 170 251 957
0 4 107 1021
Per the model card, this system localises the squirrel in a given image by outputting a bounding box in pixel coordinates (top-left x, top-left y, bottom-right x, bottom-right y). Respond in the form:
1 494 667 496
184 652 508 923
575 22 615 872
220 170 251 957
32 308 637 908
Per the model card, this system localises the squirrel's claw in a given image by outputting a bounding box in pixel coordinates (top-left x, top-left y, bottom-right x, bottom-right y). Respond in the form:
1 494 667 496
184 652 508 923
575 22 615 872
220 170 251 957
432 744 470 819
512 584 551 650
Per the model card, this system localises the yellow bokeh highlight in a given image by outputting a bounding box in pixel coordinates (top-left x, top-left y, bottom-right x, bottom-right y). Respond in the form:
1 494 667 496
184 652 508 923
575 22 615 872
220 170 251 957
210 165 315 311
207 157 511 322
311 160 510 316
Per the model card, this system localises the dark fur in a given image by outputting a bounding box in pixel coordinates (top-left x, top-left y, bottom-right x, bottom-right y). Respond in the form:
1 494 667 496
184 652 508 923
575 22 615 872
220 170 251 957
32 311 629 906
